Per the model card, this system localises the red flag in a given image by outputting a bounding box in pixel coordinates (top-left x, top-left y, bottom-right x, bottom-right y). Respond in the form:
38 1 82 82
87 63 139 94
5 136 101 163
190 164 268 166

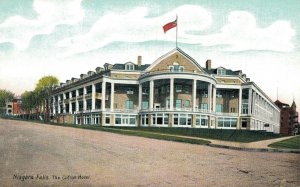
163 19 177 33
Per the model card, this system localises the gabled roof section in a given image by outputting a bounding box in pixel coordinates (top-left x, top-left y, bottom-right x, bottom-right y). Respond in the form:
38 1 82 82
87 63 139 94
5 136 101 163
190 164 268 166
145 47 206 73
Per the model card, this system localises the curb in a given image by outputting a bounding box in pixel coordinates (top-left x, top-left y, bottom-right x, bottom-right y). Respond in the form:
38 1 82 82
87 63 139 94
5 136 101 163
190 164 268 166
208 144 300 154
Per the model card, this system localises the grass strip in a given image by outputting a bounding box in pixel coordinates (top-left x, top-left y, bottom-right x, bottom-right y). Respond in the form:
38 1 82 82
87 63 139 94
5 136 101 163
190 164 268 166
268 136 300 149
106 126 283 143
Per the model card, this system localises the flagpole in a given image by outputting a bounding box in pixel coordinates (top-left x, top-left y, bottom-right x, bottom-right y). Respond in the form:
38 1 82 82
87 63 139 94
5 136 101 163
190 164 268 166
176 14 178 48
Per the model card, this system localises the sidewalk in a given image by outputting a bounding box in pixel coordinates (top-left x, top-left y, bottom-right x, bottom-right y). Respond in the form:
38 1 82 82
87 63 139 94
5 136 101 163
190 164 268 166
109 128 300 153
206 136 300 153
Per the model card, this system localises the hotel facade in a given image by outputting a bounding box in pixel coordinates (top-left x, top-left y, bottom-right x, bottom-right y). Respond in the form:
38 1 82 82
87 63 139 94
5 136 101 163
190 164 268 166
51 48 280 133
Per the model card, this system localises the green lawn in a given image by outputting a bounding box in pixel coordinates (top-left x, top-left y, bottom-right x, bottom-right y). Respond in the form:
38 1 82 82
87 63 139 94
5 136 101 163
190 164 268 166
108 126 283 143
268 136 300 149
1 116 282 143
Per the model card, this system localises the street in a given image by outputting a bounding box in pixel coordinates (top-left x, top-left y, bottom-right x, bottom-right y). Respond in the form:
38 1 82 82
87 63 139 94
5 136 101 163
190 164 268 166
0 119 299 187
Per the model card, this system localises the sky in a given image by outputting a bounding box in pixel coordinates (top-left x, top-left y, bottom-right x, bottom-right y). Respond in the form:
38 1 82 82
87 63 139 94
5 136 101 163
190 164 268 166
0 0 299 115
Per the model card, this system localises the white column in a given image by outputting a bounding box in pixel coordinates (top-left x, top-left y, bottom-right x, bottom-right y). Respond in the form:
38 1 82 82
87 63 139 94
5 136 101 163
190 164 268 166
101 81 106 111
248 88 252 115
192 79 197 111
58 95 61 113
62 93 66 113
170 78 174 111
138 84 142 110
69 92 72 114
110 83 114 112
149 80 154 111
83 87 87 111
208 83 212 112
239 88 242 114
252 91 256 116
212 85 216 112
76 90 79 112
92 84 96 110
52 96 56 114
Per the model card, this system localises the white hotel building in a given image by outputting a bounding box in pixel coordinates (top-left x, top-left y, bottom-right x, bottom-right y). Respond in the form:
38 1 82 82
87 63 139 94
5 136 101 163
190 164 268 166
51 48 280 133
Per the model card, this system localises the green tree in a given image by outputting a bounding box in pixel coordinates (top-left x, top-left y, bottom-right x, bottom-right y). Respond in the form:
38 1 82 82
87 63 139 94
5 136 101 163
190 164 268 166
21 91 36 116
34 75 59 121
0 89 15 114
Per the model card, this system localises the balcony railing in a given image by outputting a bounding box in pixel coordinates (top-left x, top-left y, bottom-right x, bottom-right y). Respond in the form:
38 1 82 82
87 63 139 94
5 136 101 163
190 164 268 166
108 108 139 113
76 95 84 100
85 93 93 98
215 112 239 117
74 108 102 114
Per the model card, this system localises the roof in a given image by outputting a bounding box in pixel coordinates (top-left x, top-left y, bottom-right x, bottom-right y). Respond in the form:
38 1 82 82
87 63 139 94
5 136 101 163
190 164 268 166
274 100 290 109
145 47 206 73
291 100 296 108
204 68 241 76
112 63 150 71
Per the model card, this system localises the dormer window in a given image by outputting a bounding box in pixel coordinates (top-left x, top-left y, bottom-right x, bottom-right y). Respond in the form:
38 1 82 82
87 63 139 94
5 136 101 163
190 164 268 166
125 63 135 71
217 68 226 75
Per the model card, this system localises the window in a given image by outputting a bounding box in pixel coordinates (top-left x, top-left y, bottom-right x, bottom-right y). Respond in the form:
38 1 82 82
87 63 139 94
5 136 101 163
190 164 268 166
217 118 237 128
142 101 149 110
115 114 136 125
152 113 168 126
184 86 189 93
173 114 179 125
125 64 134 71
175 99 182 109
125 100 134 109
241 119 247 128
142 88 149 95
169 66 174 72
201 118 208 126
176 85 182 92
127 88 134 94
141 114 149 126
196 115 208 127
242 104 248 114
115 114 122 124
216 104 223 112
230 107 236 113
200 103 208 110
169 64 183 72
216 91 222 98
217 69 226 75
201 91 208 97
105 114 110 125
184 100 190 108
173 114 192 126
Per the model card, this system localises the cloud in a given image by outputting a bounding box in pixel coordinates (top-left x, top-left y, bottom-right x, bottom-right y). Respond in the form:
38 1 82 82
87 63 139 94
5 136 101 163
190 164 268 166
185 11 295 52
0 0 84 50
56 5 212 56
57 9 295 55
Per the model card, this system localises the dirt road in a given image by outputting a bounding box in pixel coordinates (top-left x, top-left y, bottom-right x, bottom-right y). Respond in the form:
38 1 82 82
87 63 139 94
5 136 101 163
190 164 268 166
0 119 299 187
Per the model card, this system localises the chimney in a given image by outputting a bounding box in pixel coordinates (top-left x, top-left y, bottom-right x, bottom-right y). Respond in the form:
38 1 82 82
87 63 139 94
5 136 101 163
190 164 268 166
206 59 211 70
137 56 142 66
